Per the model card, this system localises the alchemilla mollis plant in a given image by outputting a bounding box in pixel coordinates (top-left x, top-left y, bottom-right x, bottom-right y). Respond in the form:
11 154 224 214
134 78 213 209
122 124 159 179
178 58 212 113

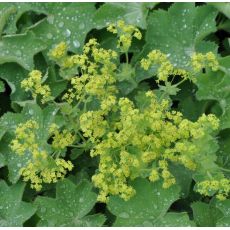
0 2 229 227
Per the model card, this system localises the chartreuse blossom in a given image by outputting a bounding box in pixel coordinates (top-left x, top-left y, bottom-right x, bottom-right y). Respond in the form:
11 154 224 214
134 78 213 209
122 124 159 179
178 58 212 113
141 50 219 83
10 120 74 191
58 38 118 106
79 90 220 202
21 70 53 104
49 123 76 150
22 21 224 202
196 178 230 201
49 41 68 59
191 52 219 72
107 20 142 52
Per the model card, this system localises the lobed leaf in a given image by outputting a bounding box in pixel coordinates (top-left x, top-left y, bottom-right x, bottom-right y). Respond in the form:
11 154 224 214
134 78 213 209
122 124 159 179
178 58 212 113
108 178 194 226
0 181 36 226
34 179 105 226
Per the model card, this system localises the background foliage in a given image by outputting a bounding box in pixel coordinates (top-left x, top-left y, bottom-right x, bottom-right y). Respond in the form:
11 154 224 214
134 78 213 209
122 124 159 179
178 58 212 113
0 2 229 227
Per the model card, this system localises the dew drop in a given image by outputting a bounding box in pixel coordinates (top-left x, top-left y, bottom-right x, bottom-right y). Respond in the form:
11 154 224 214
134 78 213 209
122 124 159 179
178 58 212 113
143 220 152 226
41 207 46 213
47 33 53 39
119 212 129 218
28 109 34 115
58 21 64 28
78 23 85 30
73 40 80 48
64 29 71 38
47 15 54 24
69 212 74 217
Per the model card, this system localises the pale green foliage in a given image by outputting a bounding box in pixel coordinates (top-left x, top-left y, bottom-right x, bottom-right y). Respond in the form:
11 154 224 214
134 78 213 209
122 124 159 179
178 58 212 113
34 179 105 226
0 2 229 227
0 181 36 226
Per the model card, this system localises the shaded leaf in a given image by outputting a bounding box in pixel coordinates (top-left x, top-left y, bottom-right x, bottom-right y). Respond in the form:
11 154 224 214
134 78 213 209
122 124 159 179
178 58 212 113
0 80 5 93
0 63 28 102
0 3 48 34
209 3 230 19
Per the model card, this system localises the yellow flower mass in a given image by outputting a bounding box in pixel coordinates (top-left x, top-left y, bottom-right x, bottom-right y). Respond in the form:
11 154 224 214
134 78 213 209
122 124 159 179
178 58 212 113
18 20 226 202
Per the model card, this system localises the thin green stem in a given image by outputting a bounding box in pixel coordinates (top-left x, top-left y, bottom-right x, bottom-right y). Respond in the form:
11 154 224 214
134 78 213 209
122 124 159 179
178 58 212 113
174 77 187 87
77 131 86 142
125 52 129 64
219 167 230 173
70 144 86 148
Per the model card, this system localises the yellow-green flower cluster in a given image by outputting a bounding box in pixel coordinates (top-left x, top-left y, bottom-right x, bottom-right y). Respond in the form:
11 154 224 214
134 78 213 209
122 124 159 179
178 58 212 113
49 42 68 59
20 158 73 191
80 91 220 202
141 50 219 83
141 50 188 82
21 70 53 104
10 120 74 191
54 39 118 105
49 123 75 150
46 21 222 203
10 120 41 157
107 20 142 52
191 52 219 72
197 178 230 200
80 111 108 142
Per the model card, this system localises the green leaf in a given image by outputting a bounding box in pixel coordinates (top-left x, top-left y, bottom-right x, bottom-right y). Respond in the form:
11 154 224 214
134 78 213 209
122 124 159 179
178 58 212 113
191 201 222 226
216 129 230 174
108 178 193 226
0 32 46 70
169 163 193 198
34 179 105 227
0 112 24 140
1 3 48 34
215 199 230 227
0 4 17 35
0 153 5 168
159 82 180 96
154 212 194 227
0 103 59 183
195 56 230 129
0 63 28 102
0 80 5 93
208 3 230 19
0 181 36 226
46 67 67 98
192 134 221 185
94 3 158 29
142 3 218 70
31 3 96 52
173 82 207 121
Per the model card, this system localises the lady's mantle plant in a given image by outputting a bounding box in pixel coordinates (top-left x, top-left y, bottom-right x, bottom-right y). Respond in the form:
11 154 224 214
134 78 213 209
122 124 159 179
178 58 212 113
0 2 229 227
8 20 229 204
